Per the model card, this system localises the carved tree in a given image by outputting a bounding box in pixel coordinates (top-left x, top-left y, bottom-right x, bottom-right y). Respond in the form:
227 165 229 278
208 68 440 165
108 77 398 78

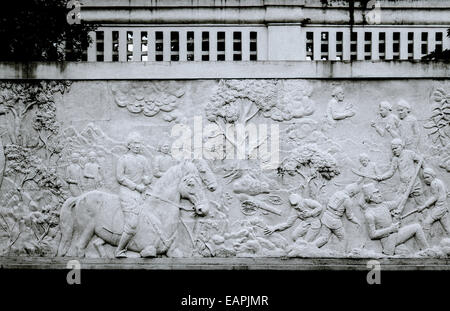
0 81 70 256
424 88 450 146
278 144 340 200
206 80 315 157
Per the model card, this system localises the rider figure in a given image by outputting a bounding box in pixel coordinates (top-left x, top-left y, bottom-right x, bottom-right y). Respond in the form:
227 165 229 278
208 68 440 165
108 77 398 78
115 132 152 258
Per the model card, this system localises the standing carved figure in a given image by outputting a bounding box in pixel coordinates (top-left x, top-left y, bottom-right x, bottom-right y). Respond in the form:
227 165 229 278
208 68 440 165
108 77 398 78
397 99 420 150
371 101 400 138
314 183 361 248
65 153 83 197
362 183 429 255
264 193 323 243
326 86 355 124
115 132 152 258
356 153 379 185
417 167 450 238
373 138 424 214
83 151 103 191
153 142 177 178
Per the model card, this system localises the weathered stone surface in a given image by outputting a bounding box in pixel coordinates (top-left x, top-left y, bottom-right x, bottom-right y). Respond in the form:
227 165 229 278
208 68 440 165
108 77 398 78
1 74 450 266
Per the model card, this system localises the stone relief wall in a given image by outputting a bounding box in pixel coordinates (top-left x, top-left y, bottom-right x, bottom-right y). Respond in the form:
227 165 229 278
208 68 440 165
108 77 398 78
1 79 450 259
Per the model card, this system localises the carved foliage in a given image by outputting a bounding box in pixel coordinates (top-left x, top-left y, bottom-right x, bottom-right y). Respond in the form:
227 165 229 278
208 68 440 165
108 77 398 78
0 81 71 256
206 79 315 123
424 88 450 146
278 144 340 199
110 81 185 122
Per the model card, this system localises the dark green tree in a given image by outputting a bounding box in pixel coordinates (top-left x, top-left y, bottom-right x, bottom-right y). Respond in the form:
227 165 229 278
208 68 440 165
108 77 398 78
0 0 97 61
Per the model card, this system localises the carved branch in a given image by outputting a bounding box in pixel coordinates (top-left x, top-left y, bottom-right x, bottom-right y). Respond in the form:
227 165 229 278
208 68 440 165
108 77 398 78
7 231 22 250
214 119 237 149
0 213 10 233
21 101 37 116
244 105 260 124
38 224 51 244
21 170 38 188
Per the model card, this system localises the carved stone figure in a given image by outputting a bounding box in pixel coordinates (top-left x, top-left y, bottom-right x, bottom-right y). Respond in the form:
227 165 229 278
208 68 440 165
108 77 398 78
362 183 429 255
373 138 424 214
417 167 450 238
65 152 83 197
3 79 450 261
57 160 210 258
153 142 177 178
356 153 379 185
223 217 287 257
115 132 153 257
264 193 323 243
314 183 361 248
397 99 420 150
326 86 355 124
371 101 400 138
82 151 103 191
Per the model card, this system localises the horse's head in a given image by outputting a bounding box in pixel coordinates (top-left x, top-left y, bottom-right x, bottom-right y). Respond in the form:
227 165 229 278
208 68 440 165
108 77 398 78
193 159 218 192
178 161 210 217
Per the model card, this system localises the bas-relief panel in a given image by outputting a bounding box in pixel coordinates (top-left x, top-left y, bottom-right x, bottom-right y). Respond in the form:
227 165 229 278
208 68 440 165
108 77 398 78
1 79 450 259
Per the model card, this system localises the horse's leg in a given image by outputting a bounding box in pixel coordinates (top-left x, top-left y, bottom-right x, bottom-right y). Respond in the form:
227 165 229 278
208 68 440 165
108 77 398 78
167 246 184 258
75 221 96 258
166 234 185 258
140 245 157 258
93 237 107 258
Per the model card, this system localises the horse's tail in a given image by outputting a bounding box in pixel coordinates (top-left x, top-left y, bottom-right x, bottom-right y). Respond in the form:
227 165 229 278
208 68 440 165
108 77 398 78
57 196 79 256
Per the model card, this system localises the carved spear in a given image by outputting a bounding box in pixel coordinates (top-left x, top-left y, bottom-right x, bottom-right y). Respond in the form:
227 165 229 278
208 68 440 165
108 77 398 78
394 158 424 220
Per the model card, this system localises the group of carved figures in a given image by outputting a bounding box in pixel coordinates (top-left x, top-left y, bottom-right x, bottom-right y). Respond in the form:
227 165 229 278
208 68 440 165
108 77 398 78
65 151 103 196
56 87 450 258
265 144 449 256
260 94 448 255
3 81 449 259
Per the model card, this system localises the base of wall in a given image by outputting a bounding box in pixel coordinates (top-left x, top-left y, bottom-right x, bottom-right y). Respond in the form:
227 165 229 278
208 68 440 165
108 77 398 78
1 257 449 270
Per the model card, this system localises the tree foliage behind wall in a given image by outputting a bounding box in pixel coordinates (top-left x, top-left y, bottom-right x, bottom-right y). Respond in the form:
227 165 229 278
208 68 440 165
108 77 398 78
423 29 450 61
0 0 97 61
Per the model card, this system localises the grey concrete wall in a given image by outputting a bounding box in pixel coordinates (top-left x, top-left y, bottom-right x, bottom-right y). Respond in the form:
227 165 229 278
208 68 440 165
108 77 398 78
79 0 450 25
1 61 450 80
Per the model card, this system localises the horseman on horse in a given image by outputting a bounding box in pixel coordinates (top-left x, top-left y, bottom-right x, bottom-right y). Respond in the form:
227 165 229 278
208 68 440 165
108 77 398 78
115 131 152 258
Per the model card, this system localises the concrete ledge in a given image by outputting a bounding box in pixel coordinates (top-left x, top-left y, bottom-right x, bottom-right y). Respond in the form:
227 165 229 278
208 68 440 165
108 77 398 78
1 257 449 270
78 0 450 25
0 61 449 80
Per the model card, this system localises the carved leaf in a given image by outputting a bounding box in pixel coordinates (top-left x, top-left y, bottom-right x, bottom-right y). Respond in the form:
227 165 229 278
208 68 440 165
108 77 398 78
431 108 443 117
437 119 449 127
423 120 437 129
431 132 441 144
428 127 440 135
432 88 447 102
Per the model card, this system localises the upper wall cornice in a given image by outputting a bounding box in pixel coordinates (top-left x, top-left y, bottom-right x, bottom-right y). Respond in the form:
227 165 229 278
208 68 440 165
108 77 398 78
79 0 450 25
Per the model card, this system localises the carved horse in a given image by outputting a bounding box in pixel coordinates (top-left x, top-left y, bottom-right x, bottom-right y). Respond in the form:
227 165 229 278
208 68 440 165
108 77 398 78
57 161 211 258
